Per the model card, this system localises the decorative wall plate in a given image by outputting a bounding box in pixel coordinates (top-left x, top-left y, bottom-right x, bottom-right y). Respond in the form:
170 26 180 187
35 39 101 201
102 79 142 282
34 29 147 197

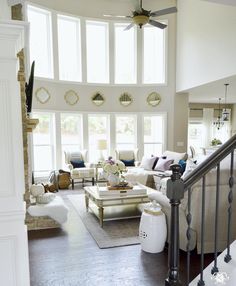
64 90 79 106
35 87 50 104
119 92 133 106
92 92 105 106
147 92 161 106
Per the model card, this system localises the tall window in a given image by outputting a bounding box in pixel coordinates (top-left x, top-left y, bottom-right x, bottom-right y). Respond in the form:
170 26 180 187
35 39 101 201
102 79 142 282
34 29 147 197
61 114 83 163
88 115 109 161
86 21 109 83
57 15 82 82
32 113 55 177
143 115 165 156
143 24 166 84
27 5 54 78
116 115 136 149
114 23 137 84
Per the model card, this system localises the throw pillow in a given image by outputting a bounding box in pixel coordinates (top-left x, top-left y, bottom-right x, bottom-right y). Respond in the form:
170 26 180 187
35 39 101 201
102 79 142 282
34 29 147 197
154 157 174 172
140 156 159 170
162 151 188 164
181 159 197 180
121 159 135 166
70 159 85 168
178 159 187 174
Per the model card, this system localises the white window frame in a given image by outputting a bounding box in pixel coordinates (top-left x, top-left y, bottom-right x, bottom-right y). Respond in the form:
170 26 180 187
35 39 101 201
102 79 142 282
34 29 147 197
142 113 167 156
87 113 110 161
57 14 82 82
115 114 137 150
114 22 137 84
60 113 83 151
86 20 109 84
142 21 167 85
32 111 56 177
26 4 54 79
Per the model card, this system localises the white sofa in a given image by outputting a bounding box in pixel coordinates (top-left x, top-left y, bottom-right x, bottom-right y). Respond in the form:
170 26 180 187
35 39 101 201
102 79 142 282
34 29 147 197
148 155 236 253
124 150 188 189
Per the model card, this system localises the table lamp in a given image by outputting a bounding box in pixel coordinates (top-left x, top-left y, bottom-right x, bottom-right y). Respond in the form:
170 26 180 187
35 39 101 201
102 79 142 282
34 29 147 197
97 139 107 162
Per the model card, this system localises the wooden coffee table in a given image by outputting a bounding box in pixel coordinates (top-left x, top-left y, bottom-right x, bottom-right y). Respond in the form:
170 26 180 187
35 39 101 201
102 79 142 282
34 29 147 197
84 185 154 227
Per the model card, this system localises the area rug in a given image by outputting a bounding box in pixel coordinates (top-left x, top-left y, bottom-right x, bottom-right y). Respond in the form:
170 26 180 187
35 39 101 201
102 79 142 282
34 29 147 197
67 194 140 249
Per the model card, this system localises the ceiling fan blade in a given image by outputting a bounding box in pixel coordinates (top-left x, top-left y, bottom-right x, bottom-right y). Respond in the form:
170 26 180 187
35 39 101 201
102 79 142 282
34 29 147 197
150 7 177 17
148 19 167 29
124 23 135 31
103 14 131 18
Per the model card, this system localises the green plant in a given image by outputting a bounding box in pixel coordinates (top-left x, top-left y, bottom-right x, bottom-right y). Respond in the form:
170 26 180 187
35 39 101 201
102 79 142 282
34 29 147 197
211 138 222 146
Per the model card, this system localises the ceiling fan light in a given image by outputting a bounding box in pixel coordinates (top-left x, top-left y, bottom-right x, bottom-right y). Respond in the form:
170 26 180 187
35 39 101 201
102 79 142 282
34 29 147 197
133 15 149 27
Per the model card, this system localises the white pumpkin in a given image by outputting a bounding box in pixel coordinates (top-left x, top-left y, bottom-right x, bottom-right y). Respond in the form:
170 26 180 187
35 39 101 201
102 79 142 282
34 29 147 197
30 184 45 197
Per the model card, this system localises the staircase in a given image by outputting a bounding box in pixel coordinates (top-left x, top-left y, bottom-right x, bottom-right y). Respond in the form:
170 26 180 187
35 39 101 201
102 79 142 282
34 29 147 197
164 134 236 285
190 240 236 285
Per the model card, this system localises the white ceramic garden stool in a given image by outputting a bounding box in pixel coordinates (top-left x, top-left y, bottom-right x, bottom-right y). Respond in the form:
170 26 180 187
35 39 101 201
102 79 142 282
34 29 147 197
139 201 167 253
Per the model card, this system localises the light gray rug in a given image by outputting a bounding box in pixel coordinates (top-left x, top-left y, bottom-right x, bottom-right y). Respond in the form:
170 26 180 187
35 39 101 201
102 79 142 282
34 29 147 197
67 194 140 249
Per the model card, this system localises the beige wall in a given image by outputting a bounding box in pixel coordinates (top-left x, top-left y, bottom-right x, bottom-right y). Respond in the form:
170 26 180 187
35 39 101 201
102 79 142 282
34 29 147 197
176 0 236 92
174 93 189 152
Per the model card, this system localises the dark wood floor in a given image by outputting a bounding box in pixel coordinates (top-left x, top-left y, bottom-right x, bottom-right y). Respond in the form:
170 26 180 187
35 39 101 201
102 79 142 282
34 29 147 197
28 189 214 286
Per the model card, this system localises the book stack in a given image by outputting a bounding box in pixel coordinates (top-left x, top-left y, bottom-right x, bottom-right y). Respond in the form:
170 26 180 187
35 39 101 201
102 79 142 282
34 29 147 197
97 184 147 197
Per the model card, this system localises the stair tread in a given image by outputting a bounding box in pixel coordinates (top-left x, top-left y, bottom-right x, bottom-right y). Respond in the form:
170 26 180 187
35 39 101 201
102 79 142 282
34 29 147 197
190 240 236 285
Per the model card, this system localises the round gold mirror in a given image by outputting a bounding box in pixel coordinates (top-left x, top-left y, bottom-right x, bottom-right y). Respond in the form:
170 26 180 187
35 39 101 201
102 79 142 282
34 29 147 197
147 92 161 107
92 92 105 106
119 92 133 107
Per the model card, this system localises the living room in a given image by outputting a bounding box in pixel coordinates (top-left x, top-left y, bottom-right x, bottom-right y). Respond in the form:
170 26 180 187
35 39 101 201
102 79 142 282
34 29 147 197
1 0 236 285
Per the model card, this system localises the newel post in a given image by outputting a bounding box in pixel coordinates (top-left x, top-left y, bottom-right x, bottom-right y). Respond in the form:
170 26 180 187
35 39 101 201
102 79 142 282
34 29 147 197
165 164 185 286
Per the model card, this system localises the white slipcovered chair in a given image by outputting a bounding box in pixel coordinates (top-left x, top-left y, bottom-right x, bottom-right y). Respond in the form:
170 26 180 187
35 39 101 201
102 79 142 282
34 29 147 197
64 150 95 189
115 148 139 167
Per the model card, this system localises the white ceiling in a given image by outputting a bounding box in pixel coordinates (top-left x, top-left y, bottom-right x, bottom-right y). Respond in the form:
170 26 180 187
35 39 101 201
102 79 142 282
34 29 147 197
187 75 236 104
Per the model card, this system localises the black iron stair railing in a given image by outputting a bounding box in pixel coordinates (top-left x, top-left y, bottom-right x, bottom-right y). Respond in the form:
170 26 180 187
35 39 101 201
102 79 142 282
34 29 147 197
165 134 236 286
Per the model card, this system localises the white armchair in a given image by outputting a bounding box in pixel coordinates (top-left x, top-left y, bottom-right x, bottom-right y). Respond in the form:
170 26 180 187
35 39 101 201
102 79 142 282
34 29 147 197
115 148 139 167
64 150 95 189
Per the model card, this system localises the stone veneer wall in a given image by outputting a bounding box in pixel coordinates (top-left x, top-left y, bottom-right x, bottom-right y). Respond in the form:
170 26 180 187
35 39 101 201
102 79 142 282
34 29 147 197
12 5 61 229
17 49 30 205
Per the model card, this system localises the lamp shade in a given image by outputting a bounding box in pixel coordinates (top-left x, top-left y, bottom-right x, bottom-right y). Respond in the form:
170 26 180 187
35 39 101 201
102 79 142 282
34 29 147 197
97 139 107 150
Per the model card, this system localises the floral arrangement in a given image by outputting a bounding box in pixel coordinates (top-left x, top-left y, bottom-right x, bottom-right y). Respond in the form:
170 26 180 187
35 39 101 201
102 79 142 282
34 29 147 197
102 157 126 176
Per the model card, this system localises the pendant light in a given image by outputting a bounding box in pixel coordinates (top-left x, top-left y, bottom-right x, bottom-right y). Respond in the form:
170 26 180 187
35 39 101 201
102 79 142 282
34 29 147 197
222 83 230 121
213 98 224 130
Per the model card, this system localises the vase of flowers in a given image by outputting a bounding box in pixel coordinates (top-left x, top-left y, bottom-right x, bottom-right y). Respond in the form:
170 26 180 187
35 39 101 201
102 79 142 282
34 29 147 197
102 157 126 186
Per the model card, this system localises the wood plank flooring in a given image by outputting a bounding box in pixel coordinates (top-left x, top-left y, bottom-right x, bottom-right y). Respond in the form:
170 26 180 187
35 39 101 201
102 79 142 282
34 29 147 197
28 189 214 286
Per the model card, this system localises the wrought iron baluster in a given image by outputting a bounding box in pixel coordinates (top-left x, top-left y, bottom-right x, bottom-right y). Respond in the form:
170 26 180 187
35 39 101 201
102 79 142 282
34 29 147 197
224 150 234 263
186 187 192 286
211 163 220 274
198 176 206 286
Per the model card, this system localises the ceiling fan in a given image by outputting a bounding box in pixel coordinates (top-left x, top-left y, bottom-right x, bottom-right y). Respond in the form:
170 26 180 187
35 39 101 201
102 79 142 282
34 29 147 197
104 0 177 30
